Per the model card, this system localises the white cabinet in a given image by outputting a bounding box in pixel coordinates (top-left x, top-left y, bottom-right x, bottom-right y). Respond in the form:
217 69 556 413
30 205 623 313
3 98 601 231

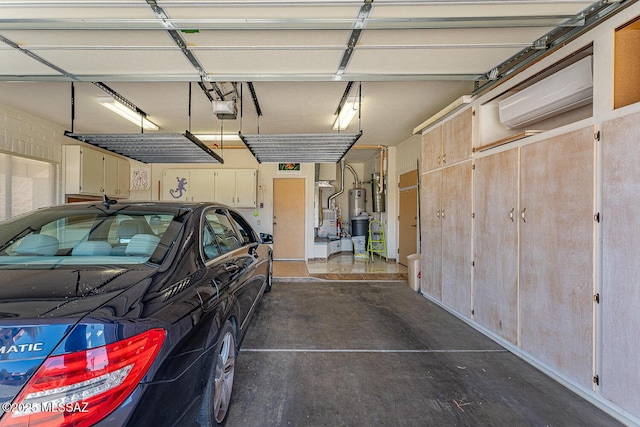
214 169 257 208
64 145 130 198
421 108 473 172
104 155 130 198
162 168 256 206
161 169 215 202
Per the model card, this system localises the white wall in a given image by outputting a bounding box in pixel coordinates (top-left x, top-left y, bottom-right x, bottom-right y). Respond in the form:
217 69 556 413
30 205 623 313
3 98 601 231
0 102 65 205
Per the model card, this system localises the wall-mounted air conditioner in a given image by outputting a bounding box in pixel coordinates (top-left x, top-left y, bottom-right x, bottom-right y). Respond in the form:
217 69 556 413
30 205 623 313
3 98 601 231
498 56 593 129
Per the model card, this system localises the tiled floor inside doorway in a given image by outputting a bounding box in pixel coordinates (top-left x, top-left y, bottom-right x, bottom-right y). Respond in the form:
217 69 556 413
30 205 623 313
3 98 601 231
274 254 408 281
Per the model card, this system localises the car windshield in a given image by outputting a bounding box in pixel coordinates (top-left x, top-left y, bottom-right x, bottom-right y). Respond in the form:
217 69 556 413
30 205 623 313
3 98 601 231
0 204 188 269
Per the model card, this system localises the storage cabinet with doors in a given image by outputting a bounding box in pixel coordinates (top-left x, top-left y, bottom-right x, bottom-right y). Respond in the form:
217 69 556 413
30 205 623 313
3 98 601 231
601 111 640 417
214 169 257 208
420 161 472 317
443 107 473 166
421 125 443 172
104 155 130 199
64 145 130 198
421 108 473 173
441 162 472 316
162 169 215 202
420 170 442 299
473 147 519 344
472 127 595 387
518 127 594 389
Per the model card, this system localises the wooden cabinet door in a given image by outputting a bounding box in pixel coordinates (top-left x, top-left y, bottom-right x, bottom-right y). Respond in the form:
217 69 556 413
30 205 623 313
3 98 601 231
420 171 442 300
443 108 473 166
234 170 257 208
441 161 472 317
601 111 640 416
214 170 236 205
421 125 443 172
519 127 594 388
80 147 104 195
474 148 519 343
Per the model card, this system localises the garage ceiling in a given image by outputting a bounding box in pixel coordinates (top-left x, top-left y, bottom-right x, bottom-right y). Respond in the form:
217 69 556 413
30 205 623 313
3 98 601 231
0 0 617 163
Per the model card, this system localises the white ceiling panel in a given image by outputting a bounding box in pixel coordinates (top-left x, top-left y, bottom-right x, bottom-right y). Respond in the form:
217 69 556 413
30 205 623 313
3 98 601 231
0 30 176 47
358 27 553 46
30 49 196 76
183 29 349 48
370 2 595 19
347 47 519 75
0 49 60 75
198 49 343 75
0 5 156 20
164 5 362 20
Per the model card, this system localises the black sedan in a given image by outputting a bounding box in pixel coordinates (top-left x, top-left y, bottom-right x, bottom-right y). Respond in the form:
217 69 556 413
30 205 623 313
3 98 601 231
0 200 273 426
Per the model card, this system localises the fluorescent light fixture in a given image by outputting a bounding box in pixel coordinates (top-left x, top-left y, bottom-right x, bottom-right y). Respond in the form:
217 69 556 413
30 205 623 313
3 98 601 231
194 134 242 142
333 96 360 131
98 97 159 130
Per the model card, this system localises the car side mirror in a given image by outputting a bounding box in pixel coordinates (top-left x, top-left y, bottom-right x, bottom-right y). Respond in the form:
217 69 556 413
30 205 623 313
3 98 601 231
260 233 274 244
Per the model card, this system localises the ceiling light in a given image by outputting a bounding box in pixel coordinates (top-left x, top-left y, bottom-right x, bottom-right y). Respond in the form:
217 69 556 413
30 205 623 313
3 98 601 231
194 134 241 142
333 97 360 131
98 97 158 130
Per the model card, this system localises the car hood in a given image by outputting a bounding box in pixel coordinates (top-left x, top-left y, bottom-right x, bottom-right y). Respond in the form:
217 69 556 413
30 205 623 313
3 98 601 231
0 266 157 408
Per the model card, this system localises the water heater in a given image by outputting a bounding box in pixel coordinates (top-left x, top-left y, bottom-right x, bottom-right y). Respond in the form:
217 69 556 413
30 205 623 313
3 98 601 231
349 188 366 220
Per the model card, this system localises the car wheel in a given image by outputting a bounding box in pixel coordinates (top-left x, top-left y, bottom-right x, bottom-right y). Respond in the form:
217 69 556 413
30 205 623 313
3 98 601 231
264 256 273 293
199 321 236 426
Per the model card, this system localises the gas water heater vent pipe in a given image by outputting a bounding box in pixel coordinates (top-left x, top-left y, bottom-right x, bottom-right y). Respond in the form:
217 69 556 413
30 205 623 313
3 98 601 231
328 159 346 209
328 160 360 209
345 163 359 189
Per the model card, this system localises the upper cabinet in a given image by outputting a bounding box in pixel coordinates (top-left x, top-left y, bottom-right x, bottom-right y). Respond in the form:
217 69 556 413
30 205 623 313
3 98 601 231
214 169 257 208
421 125 442 173
64 145 130 198
421 108 473 172
162 168 257 207
443 108 473 166
161 169 215 202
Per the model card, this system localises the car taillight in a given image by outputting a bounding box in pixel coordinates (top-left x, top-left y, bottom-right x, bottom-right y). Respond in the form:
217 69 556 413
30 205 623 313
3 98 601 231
0 328 165 427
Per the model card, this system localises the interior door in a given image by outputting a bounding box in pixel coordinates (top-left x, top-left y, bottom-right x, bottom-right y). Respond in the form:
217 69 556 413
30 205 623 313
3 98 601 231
273 178 305 260
398 170 419 266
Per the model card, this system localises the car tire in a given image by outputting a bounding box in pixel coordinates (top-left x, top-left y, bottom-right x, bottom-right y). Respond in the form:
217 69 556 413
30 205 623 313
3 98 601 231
199 321 236 426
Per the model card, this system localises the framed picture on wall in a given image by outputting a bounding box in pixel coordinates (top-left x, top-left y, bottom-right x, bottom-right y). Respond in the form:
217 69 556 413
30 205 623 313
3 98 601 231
278 163 300 171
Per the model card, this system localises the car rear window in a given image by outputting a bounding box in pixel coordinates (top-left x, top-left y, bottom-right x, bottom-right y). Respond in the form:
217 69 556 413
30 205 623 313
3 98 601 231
0 206 186 268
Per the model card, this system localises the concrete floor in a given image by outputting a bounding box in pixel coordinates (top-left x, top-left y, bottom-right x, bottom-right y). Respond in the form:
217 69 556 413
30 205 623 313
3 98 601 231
226 281 622 427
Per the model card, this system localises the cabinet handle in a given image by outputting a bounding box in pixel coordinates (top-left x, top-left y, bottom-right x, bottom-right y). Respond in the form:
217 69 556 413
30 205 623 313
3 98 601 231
509 208 514 222
442 153 447 164
441 209 445 220
436 210 440 219
437 155 441 165
521 208 527 223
